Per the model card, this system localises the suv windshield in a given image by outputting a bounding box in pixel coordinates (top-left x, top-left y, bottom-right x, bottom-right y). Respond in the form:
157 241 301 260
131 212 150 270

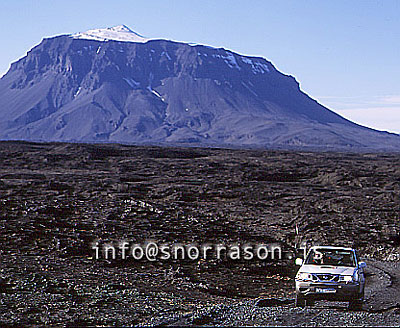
305 248 356 267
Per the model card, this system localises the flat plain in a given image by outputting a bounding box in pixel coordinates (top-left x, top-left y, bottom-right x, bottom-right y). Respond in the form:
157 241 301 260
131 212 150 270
0 141 399 326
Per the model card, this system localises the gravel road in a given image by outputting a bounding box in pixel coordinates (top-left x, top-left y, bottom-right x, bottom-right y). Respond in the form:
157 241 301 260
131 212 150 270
142 259 400 326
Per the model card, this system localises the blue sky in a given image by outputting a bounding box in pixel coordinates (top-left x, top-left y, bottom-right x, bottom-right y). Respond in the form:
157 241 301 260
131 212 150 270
0 0 399 133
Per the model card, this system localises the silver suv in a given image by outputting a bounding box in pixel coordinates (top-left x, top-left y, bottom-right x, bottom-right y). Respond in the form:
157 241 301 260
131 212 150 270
295 246 366 310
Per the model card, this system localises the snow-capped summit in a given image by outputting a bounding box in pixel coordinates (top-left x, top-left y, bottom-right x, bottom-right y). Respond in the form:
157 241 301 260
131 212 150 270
71 25 153 43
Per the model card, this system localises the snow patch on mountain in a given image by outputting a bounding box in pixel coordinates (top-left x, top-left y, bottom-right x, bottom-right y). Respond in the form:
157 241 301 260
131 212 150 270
72 25 153 43
161 51 171 60
147 87 163 100
241 57 270 74
212 52 241 70
123 77 140 89
74 87 82 98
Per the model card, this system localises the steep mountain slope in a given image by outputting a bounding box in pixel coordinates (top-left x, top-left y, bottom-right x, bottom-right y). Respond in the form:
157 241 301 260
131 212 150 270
0 25 399 151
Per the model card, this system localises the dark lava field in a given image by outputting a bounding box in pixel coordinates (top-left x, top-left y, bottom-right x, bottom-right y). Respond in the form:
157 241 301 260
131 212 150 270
0 141 400 326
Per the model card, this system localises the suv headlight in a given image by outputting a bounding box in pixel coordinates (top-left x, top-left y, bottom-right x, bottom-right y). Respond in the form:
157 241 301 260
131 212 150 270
339 275 353 282
339 271 359 283
296 272 313 281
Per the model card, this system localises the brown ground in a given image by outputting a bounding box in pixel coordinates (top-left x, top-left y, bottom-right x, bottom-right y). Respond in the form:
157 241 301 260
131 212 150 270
0 141 399 326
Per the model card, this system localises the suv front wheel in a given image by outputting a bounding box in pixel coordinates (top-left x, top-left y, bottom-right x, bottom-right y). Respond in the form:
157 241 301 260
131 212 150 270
348 291 364 311
295 294 305 307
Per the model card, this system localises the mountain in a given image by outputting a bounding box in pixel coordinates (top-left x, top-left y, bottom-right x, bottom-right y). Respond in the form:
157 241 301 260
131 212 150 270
0 25 399 151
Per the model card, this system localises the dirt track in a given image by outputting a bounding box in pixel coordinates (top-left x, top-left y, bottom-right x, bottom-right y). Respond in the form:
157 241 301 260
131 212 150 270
0 141 399 326
140 259 400 326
